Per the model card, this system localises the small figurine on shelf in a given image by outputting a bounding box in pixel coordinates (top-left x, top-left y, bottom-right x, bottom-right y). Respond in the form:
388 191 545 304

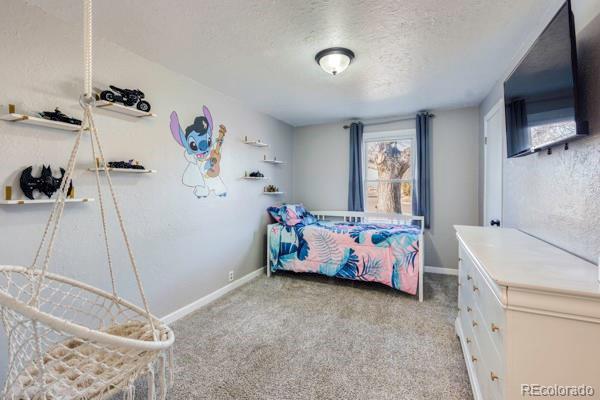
4 186 12 201
38 108 82 126
107 160 146 170
249 171 264 178
264 184 279 193
99 85 151 112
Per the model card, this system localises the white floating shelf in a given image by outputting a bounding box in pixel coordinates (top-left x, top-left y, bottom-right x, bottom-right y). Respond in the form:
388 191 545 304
263 192 285 195
262 159 285 165
95 100 156 118
0 113 83 132
0 198 94 205
88 167 156 174
241 176 268 180
243 140 269 147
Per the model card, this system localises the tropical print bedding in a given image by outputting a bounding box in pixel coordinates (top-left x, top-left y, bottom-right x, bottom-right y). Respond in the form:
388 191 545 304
268 220 421 295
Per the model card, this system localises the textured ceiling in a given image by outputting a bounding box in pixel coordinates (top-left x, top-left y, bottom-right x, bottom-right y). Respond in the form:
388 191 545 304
26 0 563 126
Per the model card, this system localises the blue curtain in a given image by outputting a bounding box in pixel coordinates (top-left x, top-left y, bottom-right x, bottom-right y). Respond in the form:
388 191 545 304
413 112 432 228
348 122 364 211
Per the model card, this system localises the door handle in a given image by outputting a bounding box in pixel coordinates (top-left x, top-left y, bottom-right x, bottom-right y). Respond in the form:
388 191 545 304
490 219 501 227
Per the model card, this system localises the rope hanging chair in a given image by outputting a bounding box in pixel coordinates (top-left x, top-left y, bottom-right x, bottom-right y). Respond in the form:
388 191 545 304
0 1 174 399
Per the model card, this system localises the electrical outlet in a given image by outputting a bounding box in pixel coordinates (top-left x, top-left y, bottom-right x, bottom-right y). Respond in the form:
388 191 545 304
228 271 234 282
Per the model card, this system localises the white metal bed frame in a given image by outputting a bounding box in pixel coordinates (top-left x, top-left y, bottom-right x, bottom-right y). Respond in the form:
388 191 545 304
266 210 425 302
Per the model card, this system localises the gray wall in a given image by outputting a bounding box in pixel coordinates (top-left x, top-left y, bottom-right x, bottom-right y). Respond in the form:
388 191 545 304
0 0 293 380
293 107 480 269
479 2 600 263
293 121 351 210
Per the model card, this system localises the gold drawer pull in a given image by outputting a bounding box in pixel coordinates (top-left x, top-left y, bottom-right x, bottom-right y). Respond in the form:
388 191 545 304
467 274 472 281
491 323 500 333
467 306 472 312
472 320 478 327
490 372 499 382
472 285 479 293
471 356 478 363
466 337 472 344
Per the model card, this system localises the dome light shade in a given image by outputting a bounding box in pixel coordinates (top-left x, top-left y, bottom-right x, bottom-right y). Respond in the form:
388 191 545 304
315 47 355 76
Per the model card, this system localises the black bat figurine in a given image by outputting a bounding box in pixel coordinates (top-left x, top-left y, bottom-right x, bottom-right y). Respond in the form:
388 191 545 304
20 165 73 199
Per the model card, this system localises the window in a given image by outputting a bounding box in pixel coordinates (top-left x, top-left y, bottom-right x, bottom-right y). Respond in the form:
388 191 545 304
363 130 415 214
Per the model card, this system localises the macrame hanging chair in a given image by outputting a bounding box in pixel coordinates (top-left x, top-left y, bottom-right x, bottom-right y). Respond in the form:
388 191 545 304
0 1 174 399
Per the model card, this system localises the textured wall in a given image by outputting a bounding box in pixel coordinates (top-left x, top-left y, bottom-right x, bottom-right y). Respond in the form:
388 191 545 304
292 108 480 269
0 0 293 381
479 8 600 263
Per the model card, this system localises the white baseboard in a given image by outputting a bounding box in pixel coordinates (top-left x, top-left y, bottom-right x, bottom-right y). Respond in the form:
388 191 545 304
161 267 264 324
424 266 458 276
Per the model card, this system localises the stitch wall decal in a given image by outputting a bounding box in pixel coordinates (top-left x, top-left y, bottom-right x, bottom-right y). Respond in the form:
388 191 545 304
170 106 227 198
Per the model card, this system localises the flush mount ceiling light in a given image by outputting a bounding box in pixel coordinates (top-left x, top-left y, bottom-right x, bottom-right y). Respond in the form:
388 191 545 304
315 47 355 76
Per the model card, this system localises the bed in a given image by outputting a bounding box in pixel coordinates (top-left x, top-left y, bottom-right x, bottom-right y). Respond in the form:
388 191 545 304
266 207 425 301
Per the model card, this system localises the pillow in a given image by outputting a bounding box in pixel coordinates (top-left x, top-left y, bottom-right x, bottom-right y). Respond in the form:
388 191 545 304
267 204 317 226
267 206 283 223
281 204 304 226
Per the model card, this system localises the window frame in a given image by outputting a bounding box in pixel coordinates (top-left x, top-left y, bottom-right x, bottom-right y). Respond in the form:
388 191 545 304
362 129 417 214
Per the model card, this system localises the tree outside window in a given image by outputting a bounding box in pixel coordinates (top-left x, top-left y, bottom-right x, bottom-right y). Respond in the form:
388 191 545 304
363 131 415 214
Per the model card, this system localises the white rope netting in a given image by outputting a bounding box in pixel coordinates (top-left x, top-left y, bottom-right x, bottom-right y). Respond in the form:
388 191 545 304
0 1 174 399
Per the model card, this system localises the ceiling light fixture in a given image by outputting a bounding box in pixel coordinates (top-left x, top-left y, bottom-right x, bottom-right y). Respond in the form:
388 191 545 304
315 47 355 76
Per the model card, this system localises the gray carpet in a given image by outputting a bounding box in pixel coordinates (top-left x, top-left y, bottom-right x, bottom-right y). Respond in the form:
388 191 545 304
143 272 471 399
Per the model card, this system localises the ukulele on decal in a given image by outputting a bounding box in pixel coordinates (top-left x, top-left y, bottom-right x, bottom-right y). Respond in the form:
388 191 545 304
206 125 226 178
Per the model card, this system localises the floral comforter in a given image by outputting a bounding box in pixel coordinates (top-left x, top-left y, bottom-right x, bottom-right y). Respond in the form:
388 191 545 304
268 221 421 295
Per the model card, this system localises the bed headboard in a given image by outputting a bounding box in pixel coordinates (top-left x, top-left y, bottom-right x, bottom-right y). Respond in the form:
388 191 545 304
310 210 424 234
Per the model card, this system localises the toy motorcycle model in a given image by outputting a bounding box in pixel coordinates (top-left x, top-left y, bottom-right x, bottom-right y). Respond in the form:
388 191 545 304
99 85 151 112
107 160 146 170
38 108 82 125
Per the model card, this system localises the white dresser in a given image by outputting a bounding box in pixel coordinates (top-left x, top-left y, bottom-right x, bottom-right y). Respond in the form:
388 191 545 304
455 226 600 400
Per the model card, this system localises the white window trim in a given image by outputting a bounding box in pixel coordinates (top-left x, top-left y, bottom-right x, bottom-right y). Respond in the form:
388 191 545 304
362 129 416 213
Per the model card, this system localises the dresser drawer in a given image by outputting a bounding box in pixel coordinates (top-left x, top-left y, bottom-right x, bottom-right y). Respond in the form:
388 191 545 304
471 302 505 399
459 241 506 354
458 239 506 400
469 265 505 357
459 302 499 400
458 245 481 297
459 299 479 364
473 337 503 400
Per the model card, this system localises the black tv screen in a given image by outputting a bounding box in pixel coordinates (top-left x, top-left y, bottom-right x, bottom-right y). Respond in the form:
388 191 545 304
504 1 587 158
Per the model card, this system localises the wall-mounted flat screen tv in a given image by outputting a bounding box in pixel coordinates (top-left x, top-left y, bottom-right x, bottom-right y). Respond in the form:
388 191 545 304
504 0 588 158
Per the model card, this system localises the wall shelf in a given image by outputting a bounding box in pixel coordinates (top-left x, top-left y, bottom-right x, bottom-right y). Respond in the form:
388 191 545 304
263 192 285 195
0 198 94 205
95 100 156 118
243 139 269 147
0 113 83 132
88 167 156 174
241 176 268 180
262 159 285 165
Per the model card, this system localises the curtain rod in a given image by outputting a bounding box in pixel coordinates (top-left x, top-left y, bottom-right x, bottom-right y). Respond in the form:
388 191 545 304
343 113 434 129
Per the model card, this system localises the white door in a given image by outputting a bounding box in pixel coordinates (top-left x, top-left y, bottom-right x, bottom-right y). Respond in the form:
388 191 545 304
484 100 504 227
